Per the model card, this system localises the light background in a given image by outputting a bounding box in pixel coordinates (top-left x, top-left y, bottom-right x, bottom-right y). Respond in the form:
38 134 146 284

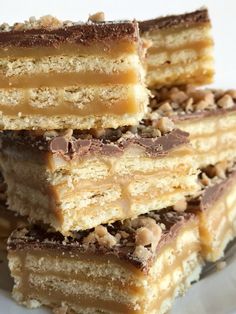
0 0 235 88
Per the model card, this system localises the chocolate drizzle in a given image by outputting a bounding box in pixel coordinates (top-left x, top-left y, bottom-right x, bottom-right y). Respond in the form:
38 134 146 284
0 128 189 159
139 8 209 33
8 209 195 273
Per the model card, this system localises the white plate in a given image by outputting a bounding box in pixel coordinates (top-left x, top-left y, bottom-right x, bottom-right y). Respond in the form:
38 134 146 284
1 251 236 314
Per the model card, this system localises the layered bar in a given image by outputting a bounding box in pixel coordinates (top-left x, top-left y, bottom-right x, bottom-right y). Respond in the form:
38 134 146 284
8 209 202 314
187 162 236 262
0 125 199 234
0 15 148 130
148 86 236 167
140 8 214 88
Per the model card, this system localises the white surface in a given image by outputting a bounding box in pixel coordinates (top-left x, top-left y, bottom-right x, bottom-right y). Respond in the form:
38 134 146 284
0 250 236 314
0 0 235 88
0 0 236 312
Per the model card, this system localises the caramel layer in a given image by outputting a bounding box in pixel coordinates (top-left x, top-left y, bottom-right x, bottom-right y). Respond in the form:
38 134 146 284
28 288 132 313
147 56 213 71
11 223 199 313
148 255 200 313
13 268 141 294
0 93 140 116
197 180 236 260
148 39 213 55
0 41 137 58
9 167 192 197
0 70 140 88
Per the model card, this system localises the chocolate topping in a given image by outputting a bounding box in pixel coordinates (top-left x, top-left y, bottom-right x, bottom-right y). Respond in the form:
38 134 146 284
0 20 139 48
0 127 189 159
8 208 195 273
139 8 210 33
50 136 68 154
147 86 236 123
188 165 236 212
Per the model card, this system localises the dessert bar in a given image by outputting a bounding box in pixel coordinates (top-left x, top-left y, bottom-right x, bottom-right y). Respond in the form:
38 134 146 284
0 16 148 130
188 162 236 261
8 209 202 314
0 125 199 234
148 86 236 167
140 9 214 88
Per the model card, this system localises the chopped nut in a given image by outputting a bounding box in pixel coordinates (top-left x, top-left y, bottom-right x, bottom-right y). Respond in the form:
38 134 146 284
135 227 153 246
203 91 215 106
41 15 62 29
200 172 211 186
0 23 10 32
195 100 210 111
227 89 236 99
88 12 105 22
173 199 187 212
12 23 24 31
119 230 129 239
154 117 175 134
133 245 152 261
160 223 166 231
115 233 121 242
217 94 234 109
97 232 117 248
170 90 188 104
91 128 106 138
152 128 162 137
158 102 173 113
62 129 73 139
135 217 162 251
184 97 194 112
94 225 107 237
43 130 59 139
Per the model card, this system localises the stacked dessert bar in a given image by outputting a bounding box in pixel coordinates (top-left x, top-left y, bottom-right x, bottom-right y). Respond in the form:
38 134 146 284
0 8 235 314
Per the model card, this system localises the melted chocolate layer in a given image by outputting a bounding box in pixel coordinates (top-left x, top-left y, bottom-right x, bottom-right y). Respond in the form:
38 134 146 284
0 128 189 159
139 8 209 33
8 209 194 273
188 169 236 212
0 21 139 48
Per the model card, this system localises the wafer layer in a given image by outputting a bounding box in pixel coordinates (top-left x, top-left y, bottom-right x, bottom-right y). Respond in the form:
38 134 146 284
0 17 148 130
140 9 214 88
0 127 199 234
187 163 236 262
8 209 202 314
148 86 236 167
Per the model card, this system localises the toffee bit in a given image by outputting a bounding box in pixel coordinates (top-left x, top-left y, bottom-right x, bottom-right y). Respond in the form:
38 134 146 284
173 199 187 212
217 94 234 109
154 117 175 134
133 245 152 261
88 12 105 23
